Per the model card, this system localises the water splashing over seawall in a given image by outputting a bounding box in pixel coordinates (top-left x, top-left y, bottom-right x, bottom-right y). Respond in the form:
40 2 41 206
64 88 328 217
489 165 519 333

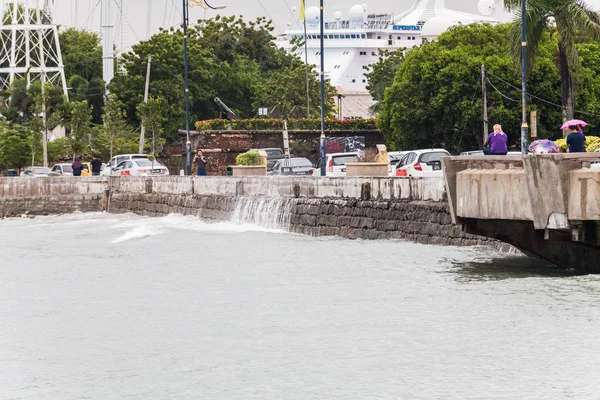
231 197 293 230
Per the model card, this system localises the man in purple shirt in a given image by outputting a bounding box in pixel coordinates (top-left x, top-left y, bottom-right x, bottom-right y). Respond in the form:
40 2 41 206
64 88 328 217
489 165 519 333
484 124 508 155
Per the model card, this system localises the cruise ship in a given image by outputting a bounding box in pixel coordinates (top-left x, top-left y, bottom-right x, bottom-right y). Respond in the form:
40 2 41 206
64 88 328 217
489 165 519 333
278 0 499 117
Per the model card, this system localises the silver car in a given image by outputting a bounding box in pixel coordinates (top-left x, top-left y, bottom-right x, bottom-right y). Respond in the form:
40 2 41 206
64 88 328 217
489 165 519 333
269 157 316 176
20 166 50 177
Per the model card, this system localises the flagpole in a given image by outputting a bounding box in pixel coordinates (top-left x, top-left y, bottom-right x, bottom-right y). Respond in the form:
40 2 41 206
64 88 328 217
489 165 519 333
299 0 310 118
303 1 310 117
319 0 326 176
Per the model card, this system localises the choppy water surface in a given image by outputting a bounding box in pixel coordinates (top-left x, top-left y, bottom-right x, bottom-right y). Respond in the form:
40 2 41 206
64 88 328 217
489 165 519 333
1 212 600 399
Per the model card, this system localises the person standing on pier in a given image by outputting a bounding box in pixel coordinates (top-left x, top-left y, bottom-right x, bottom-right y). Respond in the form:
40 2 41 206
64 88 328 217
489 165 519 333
566 125 586 153
483 124 508 155
72 157 83 176
90 155 102 176
194 150 208 176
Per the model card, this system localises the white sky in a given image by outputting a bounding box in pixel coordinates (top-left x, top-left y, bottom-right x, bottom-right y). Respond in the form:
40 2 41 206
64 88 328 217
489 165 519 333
52 0 600 52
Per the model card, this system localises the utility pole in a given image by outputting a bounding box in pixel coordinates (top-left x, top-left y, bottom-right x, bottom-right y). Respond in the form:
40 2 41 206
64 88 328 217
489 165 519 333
183 0 192 175
520 0 529 154
42 72 48 167
481 64 488 145
139 55 151 154
318 0 326 176
303 4 310 117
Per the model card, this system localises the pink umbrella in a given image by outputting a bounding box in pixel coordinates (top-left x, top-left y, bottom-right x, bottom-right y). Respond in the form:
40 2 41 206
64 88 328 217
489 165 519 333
560 119 588 130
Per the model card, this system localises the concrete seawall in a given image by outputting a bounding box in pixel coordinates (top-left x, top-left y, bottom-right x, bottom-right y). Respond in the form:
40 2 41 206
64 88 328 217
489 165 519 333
0 177 107 217
1 176 496 247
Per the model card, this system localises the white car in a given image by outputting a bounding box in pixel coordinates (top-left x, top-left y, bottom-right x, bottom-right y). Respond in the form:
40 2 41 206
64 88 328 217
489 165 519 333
395 149 450 177
102 154 149 176
111 158 170 176
315 152 362 177
49 163 73 176
20 166 50 177
388 151 408 176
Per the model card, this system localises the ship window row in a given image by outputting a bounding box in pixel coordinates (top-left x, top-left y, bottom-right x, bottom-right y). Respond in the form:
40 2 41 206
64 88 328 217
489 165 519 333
291 34 367 40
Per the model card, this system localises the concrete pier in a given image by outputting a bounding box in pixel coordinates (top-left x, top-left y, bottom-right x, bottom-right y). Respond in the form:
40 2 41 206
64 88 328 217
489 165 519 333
443 154 600 271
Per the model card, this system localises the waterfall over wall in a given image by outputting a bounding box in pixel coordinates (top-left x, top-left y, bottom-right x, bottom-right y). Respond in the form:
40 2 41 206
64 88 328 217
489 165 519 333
231 197 293 230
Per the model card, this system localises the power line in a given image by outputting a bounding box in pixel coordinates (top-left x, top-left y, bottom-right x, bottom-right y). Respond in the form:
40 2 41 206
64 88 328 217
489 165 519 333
486 70 600 118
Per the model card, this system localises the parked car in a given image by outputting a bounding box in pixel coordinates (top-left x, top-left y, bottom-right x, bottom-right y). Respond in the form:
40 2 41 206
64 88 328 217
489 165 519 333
111 158 170 176
269 157 316 176
314 152 363 177
388 151 408 176
81 162 92 176
246 148 286 171
395 149 450 177
102 154 149 176
49 163 73 176
20 166 50 177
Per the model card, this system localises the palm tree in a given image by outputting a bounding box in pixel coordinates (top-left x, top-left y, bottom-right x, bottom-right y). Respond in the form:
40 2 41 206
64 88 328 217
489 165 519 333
504 0 600 121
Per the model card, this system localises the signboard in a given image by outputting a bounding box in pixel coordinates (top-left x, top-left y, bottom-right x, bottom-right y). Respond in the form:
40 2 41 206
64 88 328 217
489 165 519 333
392 25 422 31
324 136 365 156
530 110 537 138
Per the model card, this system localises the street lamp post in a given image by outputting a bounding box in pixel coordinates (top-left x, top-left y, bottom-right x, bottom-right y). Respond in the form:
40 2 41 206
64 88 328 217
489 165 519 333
183 0 192 175
520 0 528 154
319 0 326 176
183 0 226 175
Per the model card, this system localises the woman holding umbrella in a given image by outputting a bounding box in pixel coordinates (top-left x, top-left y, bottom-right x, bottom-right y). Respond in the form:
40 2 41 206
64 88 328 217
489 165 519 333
562 119 587 153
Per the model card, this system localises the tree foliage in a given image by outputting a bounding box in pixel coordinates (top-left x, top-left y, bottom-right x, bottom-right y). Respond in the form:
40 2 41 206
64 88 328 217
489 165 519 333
375 23 590 153
108 15 334 143
503 0 600 120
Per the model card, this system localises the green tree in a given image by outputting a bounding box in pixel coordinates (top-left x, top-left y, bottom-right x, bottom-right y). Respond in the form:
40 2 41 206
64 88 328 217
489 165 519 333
0 121 31 170
101 94 136 160
364 49 406 113
377 23 565 153
68 100 93 158
59 28 103 82
504 0 600 121
137 97 166 161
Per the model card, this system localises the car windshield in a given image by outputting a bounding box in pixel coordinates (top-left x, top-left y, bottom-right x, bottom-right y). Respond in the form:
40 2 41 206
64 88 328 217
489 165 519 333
332 155 360 166
280 158 311 167
419 152 449 163
62 165 73 172
131 155 148 160
32 167 50 174
265 149 283 157
135 159 160 167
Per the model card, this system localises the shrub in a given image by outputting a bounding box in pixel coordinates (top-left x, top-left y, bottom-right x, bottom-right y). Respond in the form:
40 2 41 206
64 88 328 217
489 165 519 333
235 152 261 166
555 135 599 152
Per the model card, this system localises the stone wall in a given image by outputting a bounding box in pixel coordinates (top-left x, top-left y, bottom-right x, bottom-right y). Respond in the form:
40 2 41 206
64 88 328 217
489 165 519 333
107 176 495 247
0 177 107 217
0 175 500 249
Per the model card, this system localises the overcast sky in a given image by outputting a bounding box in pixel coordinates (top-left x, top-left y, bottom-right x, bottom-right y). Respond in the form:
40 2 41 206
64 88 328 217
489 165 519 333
53 0 600 52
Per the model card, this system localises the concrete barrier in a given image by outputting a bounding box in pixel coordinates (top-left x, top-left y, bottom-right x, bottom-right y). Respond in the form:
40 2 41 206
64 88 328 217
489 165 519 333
345 163 388 177
568 168 600 220
456 169 531 220
0 176 107 197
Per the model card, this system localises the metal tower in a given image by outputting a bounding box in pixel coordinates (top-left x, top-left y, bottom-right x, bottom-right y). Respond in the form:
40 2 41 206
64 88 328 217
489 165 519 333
0 0 68 97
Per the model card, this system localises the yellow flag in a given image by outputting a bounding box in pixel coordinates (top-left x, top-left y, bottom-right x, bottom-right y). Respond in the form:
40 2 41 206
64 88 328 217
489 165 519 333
299 0 305 20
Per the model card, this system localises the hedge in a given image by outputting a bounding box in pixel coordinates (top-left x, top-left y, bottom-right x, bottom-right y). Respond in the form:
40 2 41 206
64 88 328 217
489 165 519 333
195 118 377 132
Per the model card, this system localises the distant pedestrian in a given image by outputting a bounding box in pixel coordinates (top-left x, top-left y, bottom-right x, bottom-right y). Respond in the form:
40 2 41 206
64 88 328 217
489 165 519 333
566 125 586 153
194 150 208 176
72 157 83 176
484 124 508 155
90 155 102 176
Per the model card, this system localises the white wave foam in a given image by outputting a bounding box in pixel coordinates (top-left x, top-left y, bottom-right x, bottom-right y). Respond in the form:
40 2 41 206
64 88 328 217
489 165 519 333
111 224 166 243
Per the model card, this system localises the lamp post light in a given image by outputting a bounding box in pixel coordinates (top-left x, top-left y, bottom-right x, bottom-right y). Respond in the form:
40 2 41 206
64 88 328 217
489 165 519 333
183 0 226 176
520 0 528 154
